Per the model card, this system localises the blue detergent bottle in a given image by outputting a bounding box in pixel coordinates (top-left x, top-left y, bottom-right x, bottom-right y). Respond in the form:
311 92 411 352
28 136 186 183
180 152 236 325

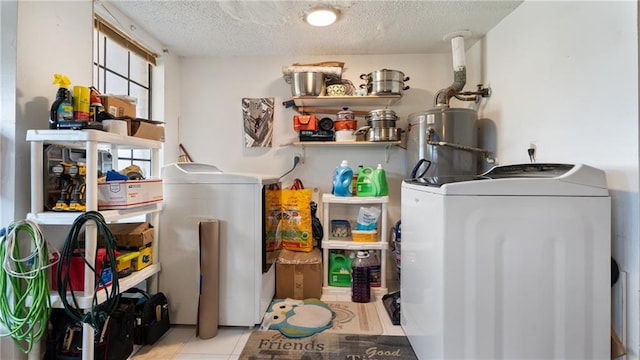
333 160 353 197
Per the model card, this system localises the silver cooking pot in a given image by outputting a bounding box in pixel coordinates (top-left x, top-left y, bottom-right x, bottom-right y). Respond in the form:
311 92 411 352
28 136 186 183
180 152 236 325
366 108 398 128
360 69 410 83
360 80 410 95
290 72 325 96
367 108 397 119
367 119 397 128
367 127 402 141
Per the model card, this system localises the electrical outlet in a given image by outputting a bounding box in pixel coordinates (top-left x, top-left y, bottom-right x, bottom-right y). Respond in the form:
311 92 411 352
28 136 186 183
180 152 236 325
528 143 537 163
293 152 303 165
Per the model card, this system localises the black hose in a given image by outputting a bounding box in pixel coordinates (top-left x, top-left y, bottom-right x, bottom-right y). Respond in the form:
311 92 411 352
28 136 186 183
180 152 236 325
56 211 120 331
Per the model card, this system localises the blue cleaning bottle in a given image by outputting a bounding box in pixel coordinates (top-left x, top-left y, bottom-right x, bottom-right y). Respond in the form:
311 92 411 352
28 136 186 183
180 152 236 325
333 160 353 197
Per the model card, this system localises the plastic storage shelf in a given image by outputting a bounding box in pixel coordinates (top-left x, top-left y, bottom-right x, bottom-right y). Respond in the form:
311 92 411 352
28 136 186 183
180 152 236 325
321 194 389 297
26 129 163 360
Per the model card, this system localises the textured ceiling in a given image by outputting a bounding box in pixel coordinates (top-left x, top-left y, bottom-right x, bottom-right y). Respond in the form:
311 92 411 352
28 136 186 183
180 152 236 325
100 0 523 57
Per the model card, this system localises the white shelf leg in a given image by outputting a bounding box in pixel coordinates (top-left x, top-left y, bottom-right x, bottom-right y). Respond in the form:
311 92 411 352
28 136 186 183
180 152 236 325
30 141 44 213
82 323 94 360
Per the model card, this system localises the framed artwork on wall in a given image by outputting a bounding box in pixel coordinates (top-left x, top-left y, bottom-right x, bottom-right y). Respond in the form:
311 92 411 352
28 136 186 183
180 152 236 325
242 97 274 148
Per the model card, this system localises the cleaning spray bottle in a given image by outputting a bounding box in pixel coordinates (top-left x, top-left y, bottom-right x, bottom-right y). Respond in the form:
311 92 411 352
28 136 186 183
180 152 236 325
333 160 353 197
49 74 73 129
373 164 389 196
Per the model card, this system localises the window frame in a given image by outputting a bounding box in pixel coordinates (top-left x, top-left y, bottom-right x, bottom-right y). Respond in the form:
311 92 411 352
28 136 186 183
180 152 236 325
93 16 156 177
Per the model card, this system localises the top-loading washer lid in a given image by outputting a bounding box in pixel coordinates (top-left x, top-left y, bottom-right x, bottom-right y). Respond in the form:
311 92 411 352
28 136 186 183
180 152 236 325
482 163 574 178
402 163 609 196
162 162 279 184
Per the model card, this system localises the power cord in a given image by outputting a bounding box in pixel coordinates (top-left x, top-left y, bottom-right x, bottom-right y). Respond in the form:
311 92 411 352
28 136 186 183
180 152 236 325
56 211 120 332
0 219 59 353
279 155 301 179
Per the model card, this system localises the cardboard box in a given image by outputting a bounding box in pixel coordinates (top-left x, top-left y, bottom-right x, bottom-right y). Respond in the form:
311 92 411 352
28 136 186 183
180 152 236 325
100 222 154 248
98 179 163 210
130 118 165 142
276 248 323 300
100 95 136 118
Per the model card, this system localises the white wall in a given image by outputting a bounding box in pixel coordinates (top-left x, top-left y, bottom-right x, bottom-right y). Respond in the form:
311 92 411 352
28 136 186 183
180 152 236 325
477 1 639 357
15 0 94 218
0 0 17 237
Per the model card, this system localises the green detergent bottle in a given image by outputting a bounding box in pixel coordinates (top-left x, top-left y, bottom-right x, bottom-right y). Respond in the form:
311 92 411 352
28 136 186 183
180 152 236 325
373 164 388 196
356 167 377 197
329 253 352 287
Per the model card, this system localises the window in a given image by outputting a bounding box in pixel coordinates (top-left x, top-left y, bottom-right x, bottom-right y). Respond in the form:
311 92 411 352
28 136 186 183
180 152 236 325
93 16 156 178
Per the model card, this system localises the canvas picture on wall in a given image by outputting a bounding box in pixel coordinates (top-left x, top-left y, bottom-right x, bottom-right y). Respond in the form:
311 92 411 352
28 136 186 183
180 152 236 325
242 97 274 148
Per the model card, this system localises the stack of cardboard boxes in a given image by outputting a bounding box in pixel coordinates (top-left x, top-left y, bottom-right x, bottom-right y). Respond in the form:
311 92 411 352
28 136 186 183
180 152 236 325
99 95 165 142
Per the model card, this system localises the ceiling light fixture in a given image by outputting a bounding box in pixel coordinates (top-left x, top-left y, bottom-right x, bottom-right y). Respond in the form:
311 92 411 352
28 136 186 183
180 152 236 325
304 7 339 27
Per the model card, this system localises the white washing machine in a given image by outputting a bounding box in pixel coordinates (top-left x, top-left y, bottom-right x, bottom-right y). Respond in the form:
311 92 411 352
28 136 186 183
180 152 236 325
159 163 279 326
400 163 611 359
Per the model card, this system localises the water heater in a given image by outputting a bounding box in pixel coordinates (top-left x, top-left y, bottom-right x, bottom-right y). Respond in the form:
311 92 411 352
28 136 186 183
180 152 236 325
407 107 478 178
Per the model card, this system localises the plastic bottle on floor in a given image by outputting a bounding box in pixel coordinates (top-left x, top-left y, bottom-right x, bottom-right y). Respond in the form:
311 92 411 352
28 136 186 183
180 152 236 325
351 251 371 303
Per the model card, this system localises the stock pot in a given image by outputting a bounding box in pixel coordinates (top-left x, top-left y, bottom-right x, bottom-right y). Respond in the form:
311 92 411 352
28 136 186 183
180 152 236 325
360 69 410 95
360 69 409 83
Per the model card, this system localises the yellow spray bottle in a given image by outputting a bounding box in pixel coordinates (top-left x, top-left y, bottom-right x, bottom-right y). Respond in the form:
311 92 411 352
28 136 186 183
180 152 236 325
50 74 73 129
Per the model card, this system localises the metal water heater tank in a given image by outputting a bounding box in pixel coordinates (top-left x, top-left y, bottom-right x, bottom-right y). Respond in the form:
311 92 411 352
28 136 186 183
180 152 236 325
407 107 478 178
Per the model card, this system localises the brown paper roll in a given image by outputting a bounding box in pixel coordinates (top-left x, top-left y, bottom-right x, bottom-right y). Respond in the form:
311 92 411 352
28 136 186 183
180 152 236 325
196 220 219 339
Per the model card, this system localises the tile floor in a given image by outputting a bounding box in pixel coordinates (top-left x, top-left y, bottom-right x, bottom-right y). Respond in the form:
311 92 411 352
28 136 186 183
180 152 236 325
131 288 404 360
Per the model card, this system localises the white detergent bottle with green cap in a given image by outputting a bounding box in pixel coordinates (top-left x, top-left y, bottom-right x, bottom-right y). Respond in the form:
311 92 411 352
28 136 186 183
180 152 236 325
373 164 388 196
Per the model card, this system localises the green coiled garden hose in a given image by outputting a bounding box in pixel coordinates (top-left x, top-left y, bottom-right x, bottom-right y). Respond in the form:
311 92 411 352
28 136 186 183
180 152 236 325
0 219 57 353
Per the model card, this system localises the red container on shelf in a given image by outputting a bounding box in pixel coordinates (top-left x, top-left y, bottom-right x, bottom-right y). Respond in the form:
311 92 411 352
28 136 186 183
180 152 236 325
50 249 113 291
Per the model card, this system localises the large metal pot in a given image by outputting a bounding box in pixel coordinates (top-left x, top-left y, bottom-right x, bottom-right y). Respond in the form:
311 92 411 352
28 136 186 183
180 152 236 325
366 108 397 120
360 69 409 83
290 72 325 96
361 80 410 95
367 127 402 141
368 119 397 128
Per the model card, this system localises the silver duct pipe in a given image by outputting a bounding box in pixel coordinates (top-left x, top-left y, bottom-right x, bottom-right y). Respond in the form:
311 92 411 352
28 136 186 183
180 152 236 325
435 35 467 107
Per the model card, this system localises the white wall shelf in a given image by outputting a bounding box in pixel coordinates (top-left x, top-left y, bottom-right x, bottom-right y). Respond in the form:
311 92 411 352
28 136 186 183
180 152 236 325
292 140 404 163
292 95 401 108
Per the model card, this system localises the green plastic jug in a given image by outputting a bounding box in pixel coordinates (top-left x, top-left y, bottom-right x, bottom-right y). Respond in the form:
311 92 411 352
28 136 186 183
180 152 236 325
329 253 352 287
356 167 377 197
373 164 388 196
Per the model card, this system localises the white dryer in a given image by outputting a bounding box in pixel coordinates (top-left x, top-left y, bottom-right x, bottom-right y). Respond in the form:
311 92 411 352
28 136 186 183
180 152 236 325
159 163 279 326
401 163 610 359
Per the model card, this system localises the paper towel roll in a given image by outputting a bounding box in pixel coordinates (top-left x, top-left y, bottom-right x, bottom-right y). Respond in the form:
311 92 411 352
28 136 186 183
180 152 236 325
196 220 219 339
